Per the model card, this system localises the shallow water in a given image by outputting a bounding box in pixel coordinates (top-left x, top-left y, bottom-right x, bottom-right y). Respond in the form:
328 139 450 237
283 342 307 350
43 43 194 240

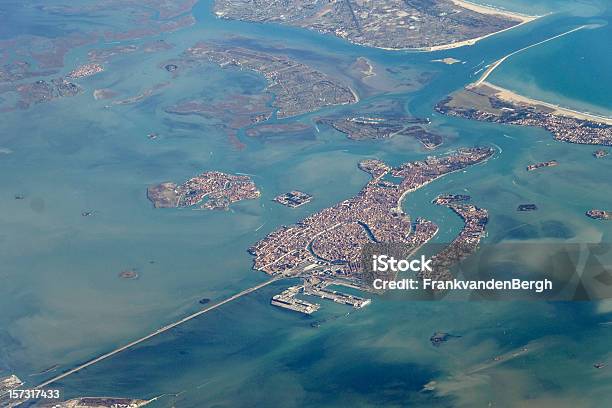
0 0 611 406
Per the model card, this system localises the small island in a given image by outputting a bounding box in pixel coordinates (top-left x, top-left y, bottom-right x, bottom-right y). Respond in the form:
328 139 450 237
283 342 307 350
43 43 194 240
118 269 139 280
432 58 462 65
594 149 609 158
430 332 461 346
274 191 312 208
147 171 260 210
68 63 104 79
526 160 558 172
586 209 611 220
518 204 538 211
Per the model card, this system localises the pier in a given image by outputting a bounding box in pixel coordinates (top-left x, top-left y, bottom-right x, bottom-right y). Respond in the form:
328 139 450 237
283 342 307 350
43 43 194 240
474 25 587 86
270 277 371 315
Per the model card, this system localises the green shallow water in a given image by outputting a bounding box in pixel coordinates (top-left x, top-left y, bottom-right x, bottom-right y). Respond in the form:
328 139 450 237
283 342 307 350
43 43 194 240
0 0 611 406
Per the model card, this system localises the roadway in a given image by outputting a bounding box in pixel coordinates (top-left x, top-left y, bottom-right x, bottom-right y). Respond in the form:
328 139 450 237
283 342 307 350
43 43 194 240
35 277 282 389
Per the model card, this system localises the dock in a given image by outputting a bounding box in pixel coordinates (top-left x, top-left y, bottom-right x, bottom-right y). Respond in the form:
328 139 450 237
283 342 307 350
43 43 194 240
270 277 371 315
271 285 320 314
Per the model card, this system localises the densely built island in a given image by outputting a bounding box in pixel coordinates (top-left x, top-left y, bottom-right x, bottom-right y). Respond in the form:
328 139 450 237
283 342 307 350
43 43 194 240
249 147 493 282
422 195 488 282
147 171 260 210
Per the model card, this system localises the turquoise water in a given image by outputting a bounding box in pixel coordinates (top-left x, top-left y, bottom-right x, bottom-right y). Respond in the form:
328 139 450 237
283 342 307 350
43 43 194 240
0 0 611 406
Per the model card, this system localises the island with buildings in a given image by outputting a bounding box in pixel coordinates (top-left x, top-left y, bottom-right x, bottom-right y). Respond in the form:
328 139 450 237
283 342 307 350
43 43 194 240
526 160 558 172
174 42 358 118
67 63 104 79
593 149 609 158
249 147 494 312
586 210 611 220
213 0 535 51
419 194 489 283
274 191 313 208
147 171 260 210
316 115 443 148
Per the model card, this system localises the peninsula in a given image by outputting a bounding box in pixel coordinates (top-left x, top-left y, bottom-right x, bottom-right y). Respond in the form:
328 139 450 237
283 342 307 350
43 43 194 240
213 0 535 51
436 27 612 146
147 171 260 210
437 82 612 146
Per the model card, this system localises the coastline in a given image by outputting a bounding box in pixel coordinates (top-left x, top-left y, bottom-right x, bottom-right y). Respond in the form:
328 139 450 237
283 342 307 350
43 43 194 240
407 1 540 52
474 81 612 125
450 0 536 21
464 24 612 125
339 1 541 52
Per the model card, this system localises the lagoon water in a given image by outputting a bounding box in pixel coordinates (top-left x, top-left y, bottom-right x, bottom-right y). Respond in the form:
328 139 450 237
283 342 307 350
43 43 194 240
0 0 611 406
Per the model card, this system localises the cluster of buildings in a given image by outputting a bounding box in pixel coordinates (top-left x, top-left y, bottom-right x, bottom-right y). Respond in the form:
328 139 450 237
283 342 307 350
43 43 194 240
526 160 558 172
249 148 494 287
271 277 371 315
273 191 312 208
586 209 611 220
52 397 150 407
67 63 104 79
419 197 489 282
184 42 357 118
593 149 608 158
0 375 22 397
271 284 320 315
147 171 260 210
212 0 520 50
1 374 150 407
437 91 612 146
